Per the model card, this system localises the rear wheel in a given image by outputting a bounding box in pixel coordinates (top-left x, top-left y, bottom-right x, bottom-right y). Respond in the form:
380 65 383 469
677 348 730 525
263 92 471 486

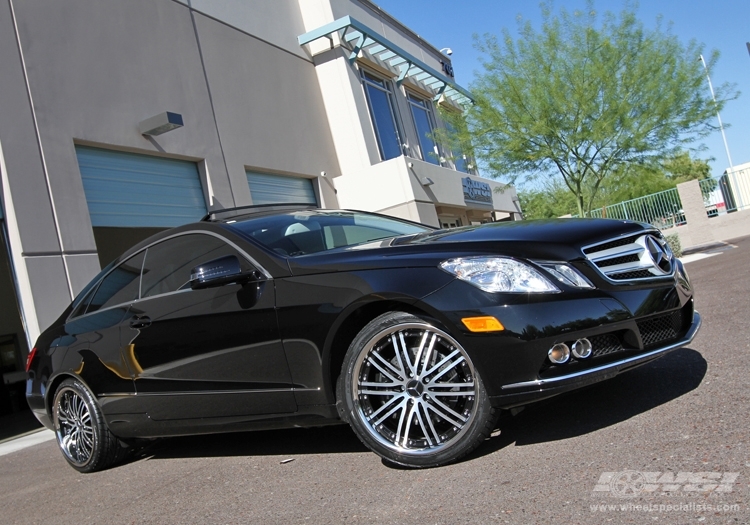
52 378 128 472
338 312 497 467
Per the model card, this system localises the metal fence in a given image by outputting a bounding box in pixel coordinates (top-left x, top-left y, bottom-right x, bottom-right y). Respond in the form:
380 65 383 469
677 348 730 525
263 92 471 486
581 168 749 229
588 187 685 229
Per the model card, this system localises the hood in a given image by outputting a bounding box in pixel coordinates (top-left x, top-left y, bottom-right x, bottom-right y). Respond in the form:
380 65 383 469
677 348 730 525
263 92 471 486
397 218 647 246
287 218 651 276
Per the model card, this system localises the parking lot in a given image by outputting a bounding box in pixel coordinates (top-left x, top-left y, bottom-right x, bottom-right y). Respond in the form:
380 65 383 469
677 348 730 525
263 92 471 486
1 237 748 525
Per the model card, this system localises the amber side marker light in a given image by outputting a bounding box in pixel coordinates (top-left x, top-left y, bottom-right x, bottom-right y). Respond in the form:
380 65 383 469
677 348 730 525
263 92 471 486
461 316 505 332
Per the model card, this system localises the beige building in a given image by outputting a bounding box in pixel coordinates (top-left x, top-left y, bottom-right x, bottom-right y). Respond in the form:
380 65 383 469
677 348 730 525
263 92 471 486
0 0 519 420
296 3 521 228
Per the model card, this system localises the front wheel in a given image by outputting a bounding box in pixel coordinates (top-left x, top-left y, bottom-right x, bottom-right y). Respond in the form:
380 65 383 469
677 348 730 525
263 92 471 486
338 312 497 468
52 378 128 472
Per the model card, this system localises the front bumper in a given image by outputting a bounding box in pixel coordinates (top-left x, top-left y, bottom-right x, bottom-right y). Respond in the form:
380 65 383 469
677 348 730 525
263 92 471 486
417 273 699 408
489 311 702 408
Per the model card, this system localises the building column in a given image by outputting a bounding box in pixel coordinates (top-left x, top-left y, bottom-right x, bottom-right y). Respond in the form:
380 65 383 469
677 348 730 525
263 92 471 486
677 180 712 246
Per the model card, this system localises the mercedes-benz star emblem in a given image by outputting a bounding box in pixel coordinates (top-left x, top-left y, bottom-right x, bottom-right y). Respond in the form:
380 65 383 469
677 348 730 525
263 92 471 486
646 235 671 272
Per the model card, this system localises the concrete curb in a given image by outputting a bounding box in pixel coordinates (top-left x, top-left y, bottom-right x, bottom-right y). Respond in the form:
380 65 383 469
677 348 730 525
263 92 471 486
0 428 55 457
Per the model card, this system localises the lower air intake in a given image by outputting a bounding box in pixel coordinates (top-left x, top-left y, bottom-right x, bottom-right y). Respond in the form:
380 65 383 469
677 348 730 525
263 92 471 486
637 310 684 348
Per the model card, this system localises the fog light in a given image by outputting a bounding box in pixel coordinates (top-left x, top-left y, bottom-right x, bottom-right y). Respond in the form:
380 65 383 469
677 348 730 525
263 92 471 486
572 338 593 359
548 343 570 364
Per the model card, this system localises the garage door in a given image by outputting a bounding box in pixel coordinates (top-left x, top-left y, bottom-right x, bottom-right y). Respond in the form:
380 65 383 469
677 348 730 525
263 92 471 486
76 146 206 227
246 171 317 205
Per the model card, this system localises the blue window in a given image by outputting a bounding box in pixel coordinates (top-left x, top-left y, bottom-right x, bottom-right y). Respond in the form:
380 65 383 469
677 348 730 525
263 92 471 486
361 70 403 161
444 121 470 173
407 94 440 165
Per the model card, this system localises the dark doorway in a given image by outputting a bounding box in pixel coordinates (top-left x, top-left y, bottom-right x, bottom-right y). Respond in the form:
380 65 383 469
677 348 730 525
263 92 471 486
0 223 41 440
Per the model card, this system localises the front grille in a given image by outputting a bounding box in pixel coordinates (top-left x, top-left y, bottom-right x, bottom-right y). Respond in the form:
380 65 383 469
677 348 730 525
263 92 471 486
637 310 684 347
609 270 655 280
583 234 640 254
590 333 623 356
597 254 640 267
582 231 675 283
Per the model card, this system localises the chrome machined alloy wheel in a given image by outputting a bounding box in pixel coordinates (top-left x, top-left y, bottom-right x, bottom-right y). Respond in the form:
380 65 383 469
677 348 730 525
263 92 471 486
54 386 95 467
354 322 477 453
340 312 496 467
52 378 128 472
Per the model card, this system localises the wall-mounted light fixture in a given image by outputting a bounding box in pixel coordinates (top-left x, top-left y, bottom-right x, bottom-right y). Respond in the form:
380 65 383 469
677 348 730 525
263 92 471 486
421 177 435 186
139 112 184 136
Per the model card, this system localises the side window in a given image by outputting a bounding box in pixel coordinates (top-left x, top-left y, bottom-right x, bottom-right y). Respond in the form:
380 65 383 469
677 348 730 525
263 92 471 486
140 234 252 298
407 93 440 165
70 288 94 319
443 120 471 174
86 251 146 314
361 69 404 161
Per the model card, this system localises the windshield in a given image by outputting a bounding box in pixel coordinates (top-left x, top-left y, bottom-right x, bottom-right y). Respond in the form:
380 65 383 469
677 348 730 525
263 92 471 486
224 210 431 257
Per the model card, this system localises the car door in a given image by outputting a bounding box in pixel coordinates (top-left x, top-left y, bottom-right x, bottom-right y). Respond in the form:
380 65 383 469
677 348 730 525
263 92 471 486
122 232 296 420
58 251 147 405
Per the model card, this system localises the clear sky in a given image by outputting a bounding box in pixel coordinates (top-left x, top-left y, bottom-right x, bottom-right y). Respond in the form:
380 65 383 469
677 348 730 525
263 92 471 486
372 0 749 180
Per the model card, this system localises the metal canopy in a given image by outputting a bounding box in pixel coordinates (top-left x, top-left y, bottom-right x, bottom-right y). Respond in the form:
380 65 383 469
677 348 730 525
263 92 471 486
298 16 473 108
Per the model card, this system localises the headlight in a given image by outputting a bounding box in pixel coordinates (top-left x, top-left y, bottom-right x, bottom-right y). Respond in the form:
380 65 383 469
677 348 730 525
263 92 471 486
440 257 559 293
538 263 594 289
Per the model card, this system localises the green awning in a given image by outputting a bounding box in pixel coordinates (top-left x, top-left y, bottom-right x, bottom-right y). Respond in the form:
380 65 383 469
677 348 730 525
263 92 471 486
299 16 473 108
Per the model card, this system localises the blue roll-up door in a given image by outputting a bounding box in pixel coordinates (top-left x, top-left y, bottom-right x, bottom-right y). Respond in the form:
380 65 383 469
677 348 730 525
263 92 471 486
76 146 206 227
246 171 317 205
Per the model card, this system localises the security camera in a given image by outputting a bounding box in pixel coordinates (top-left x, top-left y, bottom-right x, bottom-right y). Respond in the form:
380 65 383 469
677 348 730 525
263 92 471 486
440 47 453 56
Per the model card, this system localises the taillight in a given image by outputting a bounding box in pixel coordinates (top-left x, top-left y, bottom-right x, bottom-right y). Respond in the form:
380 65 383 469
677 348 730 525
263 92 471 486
25 347 38 372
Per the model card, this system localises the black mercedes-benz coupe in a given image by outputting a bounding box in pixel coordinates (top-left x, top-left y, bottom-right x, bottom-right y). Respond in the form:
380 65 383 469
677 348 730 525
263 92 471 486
26 205 700 471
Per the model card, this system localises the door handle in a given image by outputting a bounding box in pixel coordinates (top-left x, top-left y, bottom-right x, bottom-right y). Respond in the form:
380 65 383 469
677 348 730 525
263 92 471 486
129 315 152 329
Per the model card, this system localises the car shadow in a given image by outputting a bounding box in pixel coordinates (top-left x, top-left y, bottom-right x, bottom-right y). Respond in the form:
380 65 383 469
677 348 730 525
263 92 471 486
128 348 705 468
465 348 707 462
128 422 368 465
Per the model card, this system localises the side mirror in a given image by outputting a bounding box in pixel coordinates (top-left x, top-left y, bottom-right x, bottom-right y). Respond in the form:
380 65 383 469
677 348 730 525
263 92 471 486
189 255 254 290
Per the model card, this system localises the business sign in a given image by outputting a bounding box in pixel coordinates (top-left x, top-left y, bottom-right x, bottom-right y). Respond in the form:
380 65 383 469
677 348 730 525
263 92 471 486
441 61 454 78
462 177 493 204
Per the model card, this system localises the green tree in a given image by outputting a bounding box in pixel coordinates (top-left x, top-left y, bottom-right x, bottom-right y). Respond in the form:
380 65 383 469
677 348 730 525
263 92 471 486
662 151 711 183
519 152 712 219
443 1 737 217
518 180 579 219
596 152 712 205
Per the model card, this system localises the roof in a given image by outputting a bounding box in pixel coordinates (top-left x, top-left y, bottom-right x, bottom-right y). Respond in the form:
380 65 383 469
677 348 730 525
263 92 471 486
202 203 317 222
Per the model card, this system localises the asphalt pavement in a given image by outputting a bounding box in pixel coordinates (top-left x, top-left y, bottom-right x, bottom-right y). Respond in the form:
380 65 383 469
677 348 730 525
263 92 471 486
1 236 748 525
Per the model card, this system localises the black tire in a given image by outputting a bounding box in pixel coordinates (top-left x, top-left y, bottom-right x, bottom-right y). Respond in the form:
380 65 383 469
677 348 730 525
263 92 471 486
52 378 128 473
338 311 497 468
